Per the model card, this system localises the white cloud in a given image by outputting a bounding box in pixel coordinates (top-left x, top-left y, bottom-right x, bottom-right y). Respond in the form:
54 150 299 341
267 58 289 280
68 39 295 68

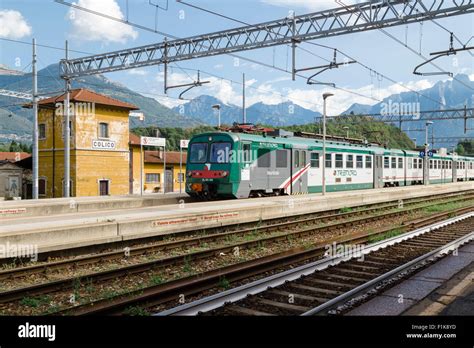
0 10 32 39
151 70 434 116
260 0 362 11
68 0 138 44
128 69 148 76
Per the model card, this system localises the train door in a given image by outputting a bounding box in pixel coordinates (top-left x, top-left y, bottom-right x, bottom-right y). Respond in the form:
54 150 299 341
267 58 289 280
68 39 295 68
374 155 383 188
271 149 290 195
291 149 308 194
165 167 174 192
452 159 457 182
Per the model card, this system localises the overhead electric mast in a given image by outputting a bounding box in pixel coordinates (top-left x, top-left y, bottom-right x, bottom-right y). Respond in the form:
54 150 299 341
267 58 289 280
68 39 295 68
60 0 474 78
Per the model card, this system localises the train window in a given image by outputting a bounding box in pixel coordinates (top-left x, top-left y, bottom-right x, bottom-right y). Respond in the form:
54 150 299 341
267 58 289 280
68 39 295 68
398 157 403 169
276 150 287 168
408 158 412 169
310 153 319 168
384 157 390 168
356 155 363 168
365 156 372 169
419 159 423 169
258 149 271 168
300 151 306 166
391 157 396 169
210 142 232 163
294 150 300 167
325 154 332 168
335 154 343 168
189 143 208 163
346 155 354 168
242 143 251 163
429 160 433 169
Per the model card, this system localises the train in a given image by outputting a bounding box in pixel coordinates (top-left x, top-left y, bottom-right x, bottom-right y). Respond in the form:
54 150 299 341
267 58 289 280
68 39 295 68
185 126 474 199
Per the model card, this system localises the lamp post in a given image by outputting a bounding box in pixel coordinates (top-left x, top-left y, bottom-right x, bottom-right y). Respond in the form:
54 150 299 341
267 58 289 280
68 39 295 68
322 93 334 196
343 126 349 138
424 121 433 185
212 104 221 128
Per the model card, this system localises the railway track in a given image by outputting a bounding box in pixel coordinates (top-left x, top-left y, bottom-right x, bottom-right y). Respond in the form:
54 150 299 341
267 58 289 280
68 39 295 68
1 191 472 281
159 213 474 316
3 190 472 265
41 204 474 315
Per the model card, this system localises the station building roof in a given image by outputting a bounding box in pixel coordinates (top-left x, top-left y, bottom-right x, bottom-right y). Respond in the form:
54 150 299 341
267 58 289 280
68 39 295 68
144 150 187 165
24 88 139 111
0 152 31 162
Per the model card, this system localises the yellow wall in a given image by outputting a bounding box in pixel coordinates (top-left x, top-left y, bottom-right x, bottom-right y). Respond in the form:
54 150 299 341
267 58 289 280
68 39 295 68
143 162 186 193
130 145 143 195
38 103 130 198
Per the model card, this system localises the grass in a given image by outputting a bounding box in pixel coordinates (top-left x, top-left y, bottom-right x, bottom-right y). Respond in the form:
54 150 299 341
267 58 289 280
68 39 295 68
149 275 164 286
218 276 230 290
340 207 353 214
20 295 51 308
368 228 404 243
123 306 150 316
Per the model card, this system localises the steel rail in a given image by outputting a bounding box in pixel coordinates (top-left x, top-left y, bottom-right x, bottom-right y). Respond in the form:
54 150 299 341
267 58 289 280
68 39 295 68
158 212 474 316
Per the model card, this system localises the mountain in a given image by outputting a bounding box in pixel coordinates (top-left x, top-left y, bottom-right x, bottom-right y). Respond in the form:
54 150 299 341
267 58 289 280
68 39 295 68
173 95 321 126
365 74 474 145
341 103 373 115
0 63 201 142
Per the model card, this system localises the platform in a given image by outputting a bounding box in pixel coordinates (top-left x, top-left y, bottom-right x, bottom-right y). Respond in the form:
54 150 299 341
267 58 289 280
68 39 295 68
1 182 473 257
346 241 474 316
0 192 189 219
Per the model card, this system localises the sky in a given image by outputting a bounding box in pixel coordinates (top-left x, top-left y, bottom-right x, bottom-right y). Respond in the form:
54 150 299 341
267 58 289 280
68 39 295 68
0 0 473 115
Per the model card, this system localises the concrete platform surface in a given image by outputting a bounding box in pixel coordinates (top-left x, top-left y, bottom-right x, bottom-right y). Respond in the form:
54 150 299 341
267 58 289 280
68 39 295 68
346 240 474 316
1 182 473 256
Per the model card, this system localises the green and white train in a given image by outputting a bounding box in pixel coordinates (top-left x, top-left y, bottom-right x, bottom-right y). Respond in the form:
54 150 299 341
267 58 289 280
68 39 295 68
185 129 474 199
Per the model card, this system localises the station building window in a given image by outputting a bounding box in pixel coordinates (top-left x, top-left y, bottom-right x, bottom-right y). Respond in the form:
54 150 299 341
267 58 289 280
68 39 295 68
39 124 46 139
99 180 109 196
346 155 353 168
38 178 47 196
335 154 343 168
99 122 109 139
356 155 363 168
146 173 160 183
365 156 372 169
310 152 319 168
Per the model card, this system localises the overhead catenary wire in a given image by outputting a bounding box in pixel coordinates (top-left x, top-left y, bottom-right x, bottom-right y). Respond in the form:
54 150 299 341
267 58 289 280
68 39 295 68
178 0 449 109
53 0 381 103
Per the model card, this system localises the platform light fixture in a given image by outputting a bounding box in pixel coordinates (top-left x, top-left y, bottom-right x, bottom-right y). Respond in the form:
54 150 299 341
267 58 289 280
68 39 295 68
322 93 334 196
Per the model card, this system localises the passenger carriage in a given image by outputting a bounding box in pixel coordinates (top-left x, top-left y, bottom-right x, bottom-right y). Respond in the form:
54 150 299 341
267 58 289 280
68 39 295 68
185 129 473 199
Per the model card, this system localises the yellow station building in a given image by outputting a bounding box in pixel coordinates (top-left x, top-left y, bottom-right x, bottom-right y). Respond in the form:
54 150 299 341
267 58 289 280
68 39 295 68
29 88 187 198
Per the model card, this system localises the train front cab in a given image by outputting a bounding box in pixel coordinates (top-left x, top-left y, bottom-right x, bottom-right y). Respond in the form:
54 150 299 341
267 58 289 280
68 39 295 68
185 133 238 198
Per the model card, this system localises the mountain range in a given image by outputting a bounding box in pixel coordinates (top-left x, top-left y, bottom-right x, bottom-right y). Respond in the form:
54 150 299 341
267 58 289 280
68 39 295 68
0 62 473 148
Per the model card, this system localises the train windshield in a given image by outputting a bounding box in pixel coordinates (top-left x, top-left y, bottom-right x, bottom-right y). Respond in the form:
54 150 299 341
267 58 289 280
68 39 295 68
210 142 232 163
189 143 208 163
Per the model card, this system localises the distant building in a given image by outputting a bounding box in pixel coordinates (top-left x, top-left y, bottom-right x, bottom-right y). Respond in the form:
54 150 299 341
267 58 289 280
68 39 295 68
129 133 187 194
26 88 139 198
0 152 31 162
0 160 23 199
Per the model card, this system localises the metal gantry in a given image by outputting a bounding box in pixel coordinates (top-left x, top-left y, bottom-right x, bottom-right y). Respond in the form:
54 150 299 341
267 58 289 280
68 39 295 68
333 107 474 126
0 89 48 101
60 0 474 78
